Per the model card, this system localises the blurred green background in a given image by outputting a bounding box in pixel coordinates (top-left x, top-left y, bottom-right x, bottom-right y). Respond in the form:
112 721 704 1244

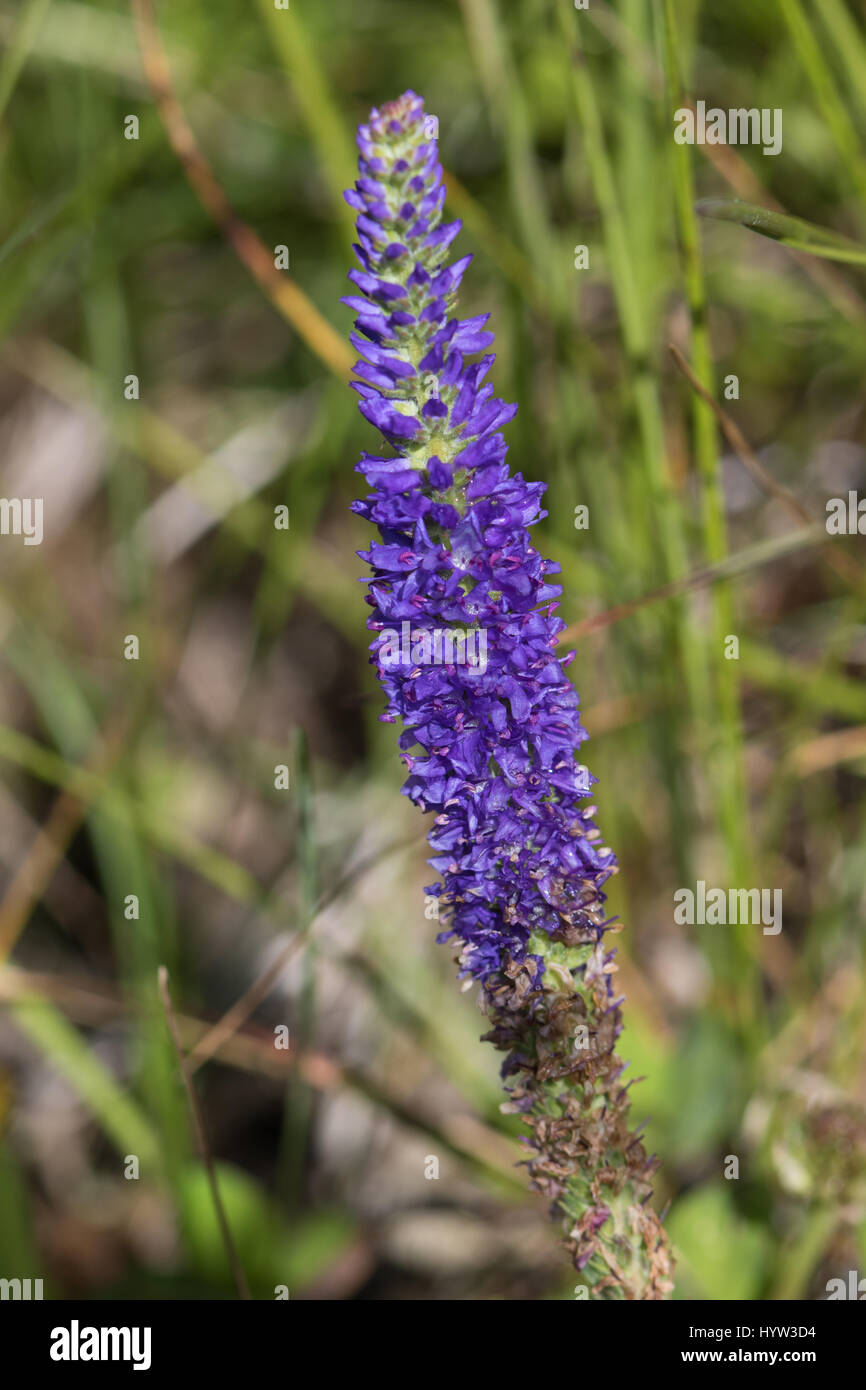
0 0 864 1300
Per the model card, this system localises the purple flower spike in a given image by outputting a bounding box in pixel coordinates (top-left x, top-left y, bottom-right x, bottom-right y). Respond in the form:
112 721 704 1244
345 92 673 1300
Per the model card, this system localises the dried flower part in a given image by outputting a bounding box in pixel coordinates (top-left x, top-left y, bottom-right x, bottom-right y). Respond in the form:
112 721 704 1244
483 953 673 1298
345 91 673 1297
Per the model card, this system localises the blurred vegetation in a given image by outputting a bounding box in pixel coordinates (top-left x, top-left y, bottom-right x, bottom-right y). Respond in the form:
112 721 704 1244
0 0 864 1300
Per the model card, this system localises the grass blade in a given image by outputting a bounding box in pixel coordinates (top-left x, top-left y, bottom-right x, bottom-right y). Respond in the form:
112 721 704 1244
697 198 866 265
8 989 161 1169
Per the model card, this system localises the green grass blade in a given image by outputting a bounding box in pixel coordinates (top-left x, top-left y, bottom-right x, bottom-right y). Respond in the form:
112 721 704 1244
8 990 161 1170
0 0 51 124
777 0 866 209
697 198 866 265
658 0 754 996
253 0 356 248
